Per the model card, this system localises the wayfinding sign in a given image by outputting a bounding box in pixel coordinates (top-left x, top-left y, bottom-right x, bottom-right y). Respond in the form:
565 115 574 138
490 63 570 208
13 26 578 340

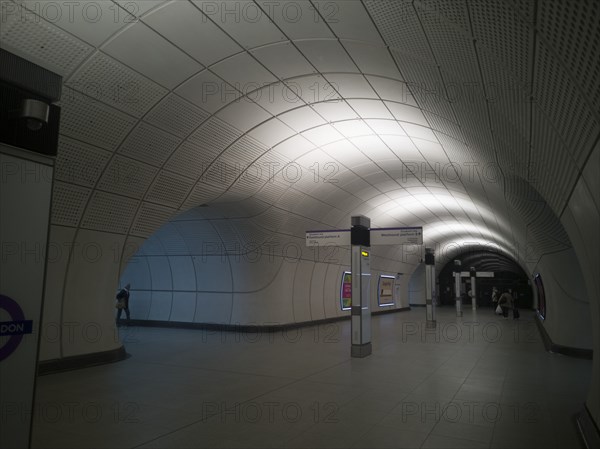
305 229 351 247
370 227 423 245
306 227 423 246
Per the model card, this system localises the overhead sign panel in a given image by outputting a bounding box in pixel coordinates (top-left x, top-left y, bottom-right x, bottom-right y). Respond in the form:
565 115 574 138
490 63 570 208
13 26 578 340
305 229 351 247
460 271 494 277
370 227 423 245
306 227 424 246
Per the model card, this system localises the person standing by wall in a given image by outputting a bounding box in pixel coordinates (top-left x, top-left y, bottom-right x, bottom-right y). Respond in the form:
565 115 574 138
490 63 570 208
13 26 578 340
115 283 131 325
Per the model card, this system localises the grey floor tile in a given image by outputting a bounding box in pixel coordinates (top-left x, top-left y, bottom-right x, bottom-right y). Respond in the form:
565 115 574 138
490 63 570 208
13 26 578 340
431 420 494 444
350 425 428 449
30 308 591 449
422 433 489 448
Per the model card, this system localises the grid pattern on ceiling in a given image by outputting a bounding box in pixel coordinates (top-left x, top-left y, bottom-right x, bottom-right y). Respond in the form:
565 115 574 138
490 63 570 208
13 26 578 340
59 92 137 151
0 1 92 76
55 136 112 188
165 141 210 180
145 172 195 208
538 0 600 111
364 0 434 62
131 202 177 238
470 1 531 84
80 191 139 234
51 182 91 227
67 51 168 118
97 156 159 199
157 223 191 255
530 105 580 212
145 94 211 138
533 41 599 168
118 122 183 168
3 0 596 264
504 175 571 255
183 182 228 210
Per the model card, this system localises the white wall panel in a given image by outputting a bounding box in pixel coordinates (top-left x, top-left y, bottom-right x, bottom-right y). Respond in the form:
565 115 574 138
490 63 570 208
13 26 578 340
61 230 126 357
146 256 172 290
168 256 197 291
408 262 426 305
535 249 593 349
292 260 314 323
323 264 344 318
147 291 173 321
120 257 152 291
193 256 233 292
309 262 328 321
39 226 77 361
130 290 152 321
229 256 282 292
230 260 295 324
170 292 197 322
194 292 234 324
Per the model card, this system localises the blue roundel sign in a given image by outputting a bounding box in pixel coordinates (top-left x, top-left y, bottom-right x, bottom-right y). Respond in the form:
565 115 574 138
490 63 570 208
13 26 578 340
0 294 33 361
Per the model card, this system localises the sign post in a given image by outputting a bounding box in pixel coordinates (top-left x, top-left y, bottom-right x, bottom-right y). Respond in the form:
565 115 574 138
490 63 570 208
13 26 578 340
425 248 436 328
470 266 477 310
306 222 423 357
350 216 371 358
453 260 463 317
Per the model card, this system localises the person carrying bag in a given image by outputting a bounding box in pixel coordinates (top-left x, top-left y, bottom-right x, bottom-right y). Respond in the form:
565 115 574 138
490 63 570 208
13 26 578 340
115 283 131 325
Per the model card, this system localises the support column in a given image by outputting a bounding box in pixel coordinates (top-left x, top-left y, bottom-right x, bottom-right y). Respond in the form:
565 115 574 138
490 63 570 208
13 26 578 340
394 273 403 306
425 248 436 328
454 260 463 317
470 266 477 310
351 215 371 358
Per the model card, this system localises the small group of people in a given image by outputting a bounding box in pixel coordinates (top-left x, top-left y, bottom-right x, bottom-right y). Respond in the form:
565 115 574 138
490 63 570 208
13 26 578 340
491 286 519 319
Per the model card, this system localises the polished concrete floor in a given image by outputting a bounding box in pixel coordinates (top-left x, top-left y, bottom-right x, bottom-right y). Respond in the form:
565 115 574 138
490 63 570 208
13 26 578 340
32 307 591 448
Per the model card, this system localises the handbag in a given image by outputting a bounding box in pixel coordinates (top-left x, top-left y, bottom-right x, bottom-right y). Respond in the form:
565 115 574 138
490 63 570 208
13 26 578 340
115 299 125 309
495 304 502 314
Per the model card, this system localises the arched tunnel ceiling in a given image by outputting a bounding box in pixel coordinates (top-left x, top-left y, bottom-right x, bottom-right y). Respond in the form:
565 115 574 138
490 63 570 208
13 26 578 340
2 0 599 270
441 250 529 276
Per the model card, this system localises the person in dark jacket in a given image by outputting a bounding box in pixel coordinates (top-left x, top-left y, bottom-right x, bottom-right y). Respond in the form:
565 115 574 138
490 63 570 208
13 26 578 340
116 283 131 325
498 289 514 318
512 288 520 320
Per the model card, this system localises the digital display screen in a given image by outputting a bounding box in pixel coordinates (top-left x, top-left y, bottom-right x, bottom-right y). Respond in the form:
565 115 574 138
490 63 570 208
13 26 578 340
378 275 395 306
341 271 352 310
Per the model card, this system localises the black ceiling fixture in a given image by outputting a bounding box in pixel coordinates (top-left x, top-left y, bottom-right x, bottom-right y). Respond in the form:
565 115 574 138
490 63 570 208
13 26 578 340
0 49 62 156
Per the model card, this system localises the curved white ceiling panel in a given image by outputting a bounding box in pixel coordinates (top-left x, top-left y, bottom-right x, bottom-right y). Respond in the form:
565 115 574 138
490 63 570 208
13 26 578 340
3 0 596 306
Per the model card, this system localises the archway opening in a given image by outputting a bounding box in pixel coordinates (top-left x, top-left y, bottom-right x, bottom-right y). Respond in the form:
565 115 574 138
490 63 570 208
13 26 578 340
437 250 533 309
